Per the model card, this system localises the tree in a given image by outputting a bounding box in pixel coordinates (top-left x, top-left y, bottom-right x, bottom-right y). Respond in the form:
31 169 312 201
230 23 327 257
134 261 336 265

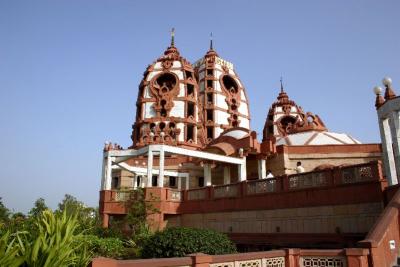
0 197 10 223
57 194 97 232
58 194 84 215
28 198 48 218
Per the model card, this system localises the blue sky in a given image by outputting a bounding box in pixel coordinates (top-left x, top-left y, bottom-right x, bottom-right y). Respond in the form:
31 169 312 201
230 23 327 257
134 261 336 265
0 0 399 212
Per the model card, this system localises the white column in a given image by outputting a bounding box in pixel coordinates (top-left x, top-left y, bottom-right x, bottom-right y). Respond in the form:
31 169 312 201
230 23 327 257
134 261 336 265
204 163 212 186
104 156 113 190
389 111 400 183
185 175 190 190
381 118 398 185
158 147 165 187
100 156 106 190
133 175 137 189
147 148 153 187
238 157 247 182
140 175 146 188
178 176 182 190
258 159 266 179
223 166 231 184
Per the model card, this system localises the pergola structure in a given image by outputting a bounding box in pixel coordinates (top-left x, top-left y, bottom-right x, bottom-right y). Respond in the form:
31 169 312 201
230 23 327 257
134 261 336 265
100 144 264 191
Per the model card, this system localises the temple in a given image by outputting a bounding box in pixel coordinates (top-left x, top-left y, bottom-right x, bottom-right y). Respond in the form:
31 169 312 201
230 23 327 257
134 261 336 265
98 33 400 266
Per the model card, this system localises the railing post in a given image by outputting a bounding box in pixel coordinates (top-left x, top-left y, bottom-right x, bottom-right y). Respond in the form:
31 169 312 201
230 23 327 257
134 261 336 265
285 248 300 267
208 186 214 200
327 168 335 186
282 175 290 192
240 181 246 197
371 160 384 181
189 253 212 267
275 176 283 192
333 166 342 185
345 248 369 267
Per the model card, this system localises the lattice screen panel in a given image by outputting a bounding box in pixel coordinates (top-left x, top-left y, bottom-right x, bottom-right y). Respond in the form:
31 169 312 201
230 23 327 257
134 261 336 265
210 262 234 267
263 257 285 267
301 256 346 267
237 259 262 267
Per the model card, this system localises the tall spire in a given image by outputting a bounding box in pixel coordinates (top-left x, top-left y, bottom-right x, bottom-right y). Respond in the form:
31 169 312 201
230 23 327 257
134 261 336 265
210 32 213 50
277 77 289 102
170 27 175 47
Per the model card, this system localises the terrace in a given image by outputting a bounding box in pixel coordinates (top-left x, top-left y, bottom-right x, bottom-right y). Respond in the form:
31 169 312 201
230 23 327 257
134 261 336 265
100 160 386 222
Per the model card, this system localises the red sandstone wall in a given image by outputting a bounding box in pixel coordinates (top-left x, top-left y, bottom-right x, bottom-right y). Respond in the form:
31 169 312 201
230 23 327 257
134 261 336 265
91 249 369 267
359 187 400 267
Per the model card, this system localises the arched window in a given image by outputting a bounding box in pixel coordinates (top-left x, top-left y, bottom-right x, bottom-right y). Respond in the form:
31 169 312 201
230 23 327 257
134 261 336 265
222 75 239 94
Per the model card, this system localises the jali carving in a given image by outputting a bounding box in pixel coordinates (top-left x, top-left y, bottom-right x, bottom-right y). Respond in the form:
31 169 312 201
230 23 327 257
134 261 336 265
149 72 179 118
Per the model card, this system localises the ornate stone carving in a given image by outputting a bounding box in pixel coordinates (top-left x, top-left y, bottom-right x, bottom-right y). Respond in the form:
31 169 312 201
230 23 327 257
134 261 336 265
149 72 179 118
263 87 327 140
221 74 242 127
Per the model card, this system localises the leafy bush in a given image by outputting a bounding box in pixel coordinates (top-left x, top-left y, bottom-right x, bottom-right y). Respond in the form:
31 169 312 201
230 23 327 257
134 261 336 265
141 227 236 258
78 234 126 259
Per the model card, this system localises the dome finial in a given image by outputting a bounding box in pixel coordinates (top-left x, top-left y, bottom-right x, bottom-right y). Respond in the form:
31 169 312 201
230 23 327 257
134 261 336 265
280 77 284 93
210 32 213 50
382 76 396 100
170 27 175 47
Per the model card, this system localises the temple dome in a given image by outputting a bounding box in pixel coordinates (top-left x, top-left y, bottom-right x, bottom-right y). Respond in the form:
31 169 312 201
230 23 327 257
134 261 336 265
262 85 327 141
131 44 203 149
203 127 260 156
194 46 251 144
263 84 361 147
275 131 361 146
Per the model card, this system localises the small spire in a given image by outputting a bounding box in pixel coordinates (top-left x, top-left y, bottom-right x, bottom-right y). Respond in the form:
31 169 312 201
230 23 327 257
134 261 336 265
170 27 175 47
280 77 284 93
375 94 385 109
210 32 213 50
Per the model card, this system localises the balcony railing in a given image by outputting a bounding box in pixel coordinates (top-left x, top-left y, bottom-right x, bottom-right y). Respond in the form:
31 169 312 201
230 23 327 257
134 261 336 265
112 190 134 201
214 184 239 198
92 248 365 267
187 188 207 200
288 171 328 190
247 178 277 195
183 161 383 202
168 189 182 201
341 164 374 184
104 161 383 204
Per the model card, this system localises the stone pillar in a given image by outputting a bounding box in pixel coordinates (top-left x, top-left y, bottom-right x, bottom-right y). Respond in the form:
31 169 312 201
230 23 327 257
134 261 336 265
258 159 266 179
380 118 398 185
223 166 231 184
204 163 212 186
389 111 400 183
185 175 190 190
133 175 137 189
147 148 153 187
158 147 165 188
102 213 109 228
238 157 247 182
178 175 182 190
100 156 106 190
140 175 146 188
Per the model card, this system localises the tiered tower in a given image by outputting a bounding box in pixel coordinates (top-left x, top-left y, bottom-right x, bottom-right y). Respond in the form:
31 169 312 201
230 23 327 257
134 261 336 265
131 31 203 149
262 80 326 140
194 38 251 144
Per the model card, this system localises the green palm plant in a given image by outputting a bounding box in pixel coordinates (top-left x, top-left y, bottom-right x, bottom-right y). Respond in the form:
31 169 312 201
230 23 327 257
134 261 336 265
0 231 25 267
21 208 92 267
